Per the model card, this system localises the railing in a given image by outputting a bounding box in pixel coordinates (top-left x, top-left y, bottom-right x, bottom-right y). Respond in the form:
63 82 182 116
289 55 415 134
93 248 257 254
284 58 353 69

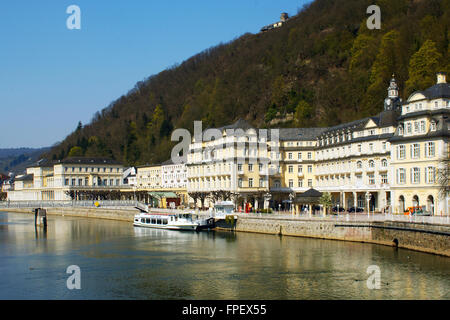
242 211 450 225
0 200 140 209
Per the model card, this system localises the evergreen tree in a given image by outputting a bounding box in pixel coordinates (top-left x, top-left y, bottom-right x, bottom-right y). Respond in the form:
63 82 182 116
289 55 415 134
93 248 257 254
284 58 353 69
405 40 443 95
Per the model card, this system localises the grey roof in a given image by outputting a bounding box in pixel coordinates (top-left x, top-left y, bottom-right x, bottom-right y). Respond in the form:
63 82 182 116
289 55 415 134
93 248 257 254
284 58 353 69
60 157 122 165
299 189 323 198
161 159 174 166
217 119 254 132
28 159 58 168
15 174 34 181
416 83 450 100
378 110 400 127
321 118 371 135
278 128 329 141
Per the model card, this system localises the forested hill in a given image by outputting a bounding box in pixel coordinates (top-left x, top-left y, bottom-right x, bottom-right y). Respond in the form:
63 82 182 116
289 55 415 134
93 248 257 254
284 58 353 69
45 0 450 166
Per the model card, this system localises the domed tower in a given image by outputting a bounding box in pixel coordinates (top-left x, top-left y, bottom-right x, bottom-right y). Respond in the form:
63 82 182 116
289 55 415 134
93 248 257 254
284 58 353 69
384 74 401 111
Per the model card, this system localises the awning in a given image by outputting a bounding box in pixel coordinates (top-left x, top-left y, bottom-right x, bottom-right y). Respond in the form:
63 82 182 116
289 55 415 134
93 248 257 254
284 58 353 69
295 189 323 205
148 192 179 199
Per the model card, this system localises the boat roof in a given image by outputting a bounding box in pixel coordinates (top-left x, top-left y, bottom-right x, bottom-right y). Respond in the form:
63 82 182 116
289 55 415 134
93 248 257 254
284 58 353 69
215 201 234 207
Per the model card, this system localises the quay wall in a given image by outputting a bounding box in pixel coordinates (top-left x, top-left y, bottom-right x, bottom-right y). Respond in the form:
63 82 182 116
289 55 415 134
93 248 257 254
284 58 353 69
234 217 450 257
1 208 449 256
2 207 137 222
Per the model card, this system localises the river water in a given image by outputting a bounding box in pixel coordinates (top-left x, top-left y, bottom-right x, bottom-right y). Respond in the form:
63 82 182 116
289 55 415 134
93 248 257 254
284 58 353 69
0 211 448 300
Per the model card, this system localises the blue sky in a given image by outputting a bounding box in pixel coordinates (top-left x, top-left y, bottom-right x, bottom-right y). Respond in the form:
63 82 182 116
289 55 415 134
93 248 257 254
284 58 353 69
0 0 310 148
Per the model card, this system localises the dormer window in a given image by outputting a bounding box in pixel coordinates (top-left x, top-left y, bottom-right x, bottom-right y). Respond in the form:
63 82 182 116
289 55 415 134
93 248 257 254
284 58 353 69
398 126 404 135
435 101 439 109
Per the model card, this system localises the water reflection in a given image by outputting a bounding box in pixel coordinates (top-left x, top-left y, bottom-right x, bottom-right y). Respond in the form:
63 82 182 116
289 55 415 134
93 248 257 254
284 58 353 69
0 211 448 300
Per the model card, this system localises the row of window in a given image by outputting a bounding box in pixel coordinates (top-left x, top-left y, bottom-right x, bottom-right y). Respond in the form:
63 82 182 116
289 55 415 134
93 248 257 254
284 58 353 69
286 152 313 160
398 120 435 136
273 179 313 189
404 100 450 113
64 166 121 173
396 142 435 160
318 142 388 159
317 173 388 185
396 167 436 184
64 178 121 186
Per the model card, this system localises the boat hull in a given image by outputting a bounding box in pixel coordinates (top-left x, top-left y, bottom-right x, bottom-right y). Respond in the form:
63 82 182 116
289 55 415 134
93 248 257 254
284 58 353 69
133 222 198 231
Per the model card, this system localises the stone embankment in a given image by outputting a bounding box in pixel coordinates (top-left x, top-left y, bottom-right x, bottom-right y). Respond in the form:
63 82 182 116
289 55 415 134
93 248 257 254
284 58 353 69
234 216 450 257
2 207 449 256
3 207 138 222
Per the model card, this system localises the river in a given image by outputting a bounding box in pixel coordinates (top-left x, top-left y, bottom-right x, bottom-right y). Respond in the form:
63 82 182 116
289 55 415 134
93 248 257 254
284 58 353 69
0 211 448 300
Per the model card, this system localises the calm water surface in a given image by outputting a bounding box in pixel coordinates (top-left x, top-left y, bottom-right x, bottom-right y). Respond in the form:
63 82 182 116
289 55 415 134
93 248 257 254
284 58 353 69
0 211 448 300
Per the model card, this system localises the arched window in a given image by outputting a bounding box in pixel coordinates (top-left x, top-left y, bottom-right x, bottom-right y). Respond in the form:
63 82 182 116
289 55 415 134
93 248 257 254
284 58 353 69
412 195 419 207
369 160 375 168
357 161 363 169
427 196 434 215
399 196 405 213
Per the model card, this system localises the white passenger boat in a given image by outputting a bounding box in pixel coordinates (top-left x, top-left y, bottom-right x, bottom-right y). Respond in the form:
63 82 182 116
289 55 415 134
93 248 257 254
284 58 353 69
133 212 200 231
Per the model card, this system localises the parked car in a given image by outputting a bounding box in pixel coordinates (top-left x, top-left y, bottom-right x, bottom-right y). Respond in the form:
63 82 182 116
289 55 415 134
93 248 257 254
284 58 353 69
404 206 432 216
332 206 346 213
348 207 364 213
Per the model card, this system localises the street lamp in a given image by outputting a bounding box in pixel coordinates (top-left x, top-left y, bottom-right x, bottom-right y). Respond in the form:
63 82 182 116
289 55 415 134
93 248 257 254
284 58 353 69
365 192 371 218
289 192 295 216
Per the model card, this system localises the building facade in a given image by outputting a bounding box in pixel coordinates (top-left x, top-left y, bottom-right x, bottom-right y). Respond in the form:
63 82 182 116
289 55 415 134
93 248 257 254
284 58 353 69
389 72 449 215
183 73 449 215
7 157 124 201
187 119 271 210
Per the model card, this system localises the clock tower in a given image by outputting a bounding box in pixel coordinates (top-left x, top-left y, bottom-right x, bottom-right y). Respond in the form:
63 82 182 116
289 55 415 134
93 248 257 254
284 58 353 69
384 74 400 111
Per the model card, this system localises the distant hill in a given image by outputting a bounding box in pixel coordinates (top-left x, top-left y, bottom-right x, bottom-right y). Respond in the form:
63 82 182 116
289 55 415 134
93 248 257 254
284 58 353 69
44 0 450 166
0 147 50 175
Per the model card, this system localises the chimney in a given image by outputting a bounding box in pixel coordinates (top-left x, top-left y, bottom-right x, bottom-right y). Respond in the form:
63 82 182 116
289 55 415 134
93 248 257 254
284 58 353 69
437 72 447 84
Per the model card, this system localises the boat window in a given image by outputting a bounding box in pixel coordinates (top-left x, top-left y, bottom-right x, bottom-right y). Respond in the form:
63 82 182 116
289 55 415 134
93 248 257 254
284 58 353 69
135 219 139 222
157 219 161 224
151 218 156 224
163 219 168 225
141 218 145 223
146 218 150 224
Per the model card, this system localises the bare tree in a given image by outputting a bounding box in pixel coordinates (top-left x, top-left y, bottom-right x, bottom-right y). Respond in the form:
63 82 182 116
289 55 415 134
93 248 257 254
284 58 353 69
438 146 450 201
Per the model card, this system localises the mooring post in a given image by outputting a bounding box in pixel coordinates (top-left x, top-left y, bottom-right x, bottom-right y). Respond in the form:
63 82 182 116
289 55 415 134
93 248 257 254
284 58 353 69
34 208 38 226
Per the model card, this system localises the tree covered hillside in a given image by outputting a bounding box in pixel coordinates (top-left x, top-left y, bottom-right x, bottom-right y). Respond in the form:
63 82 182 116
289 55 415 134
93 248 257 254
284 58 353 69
45 0 450 166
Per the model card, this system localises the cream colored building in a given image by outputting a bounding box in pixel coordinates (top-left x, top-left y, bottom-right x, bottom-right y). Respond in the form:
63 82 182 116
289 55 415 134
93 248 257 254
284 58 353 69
8 157 124 201
183 74 449 215
136 164 162 190
187 119 271 209
390 72 449 215
268 128 327 209
136 161 189 207
314 76 401 212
